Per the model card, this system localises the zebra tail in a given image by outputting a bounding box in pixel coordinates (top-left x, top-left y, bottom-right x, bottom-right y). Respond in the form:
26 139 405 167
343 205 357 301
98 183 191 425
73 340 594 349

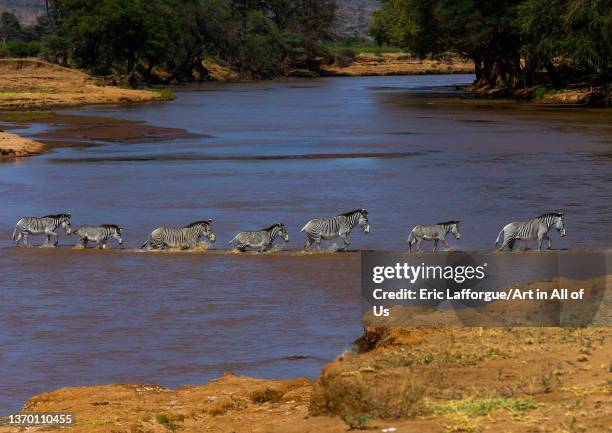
140 237 150 249
228 235 237 245
300 223 308 232
407 231 413 251
494 229 504 247
11 226 16 241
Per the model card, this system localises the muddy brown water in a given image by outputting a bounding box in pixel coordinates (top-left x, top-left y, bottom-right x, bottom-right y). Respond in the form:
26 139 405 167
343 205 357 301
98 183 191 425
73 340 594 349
0 75 611 412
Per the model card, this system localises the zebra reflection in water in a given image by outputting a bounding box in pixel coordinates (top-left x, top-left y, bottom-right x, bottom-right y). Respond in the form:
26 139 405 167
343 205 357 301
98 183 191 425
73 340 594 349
301 209 369 252
141 219 216 250
495 212 566 251
229 223 289 252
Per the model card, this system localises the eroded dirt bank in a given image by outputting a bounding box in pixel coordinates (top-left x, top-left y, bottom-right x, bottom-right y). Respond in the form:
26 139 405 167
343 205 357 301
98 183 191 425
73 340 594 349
320 52 475 77
0 130 45 158
0 58 168 110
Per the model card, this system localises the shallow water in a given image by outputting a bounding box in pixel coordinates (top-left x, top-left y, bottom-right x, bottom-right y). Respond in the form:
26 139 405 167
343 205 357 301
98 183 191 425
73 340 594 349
0 75 611 412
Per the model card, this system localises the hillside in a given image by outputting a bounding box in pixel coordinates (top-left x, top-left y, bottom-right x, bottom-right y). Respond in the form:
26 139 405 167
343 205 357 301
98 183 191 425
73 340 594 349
333 0 379 39
0 0 45 25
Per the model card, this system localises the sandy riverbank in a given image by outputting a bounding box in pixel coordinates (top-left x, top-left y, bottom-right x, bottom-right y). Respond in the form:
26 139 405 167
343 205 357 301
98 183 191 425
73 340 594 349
0 130 45 158
0 58 169 111
320 52 475 77
0 111 198 161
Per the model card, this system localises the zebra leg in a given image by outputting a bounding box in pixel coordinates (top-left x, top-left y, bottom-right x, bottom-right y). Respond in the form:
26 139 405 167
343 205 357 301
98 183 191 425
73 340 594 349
45 230 59 247
14 231 23 246
339 233 350 251
543 235 552 250
23 233 29 247
314 238 322 252
433 240 439 252
416 239 423 253
442 238 450 250
304 237 314 251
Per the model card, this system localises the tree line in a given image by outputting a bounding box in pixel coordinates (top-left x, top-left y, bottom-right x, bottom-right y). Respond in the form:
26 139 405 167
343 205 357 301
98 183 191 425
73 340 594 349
0 0 336 82
371 0 611 90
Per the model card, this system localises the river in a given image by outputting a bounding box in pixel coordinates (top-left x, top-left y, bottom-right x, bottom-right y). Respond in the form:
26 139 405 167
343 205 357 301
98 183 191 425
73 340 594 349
0 75 610 412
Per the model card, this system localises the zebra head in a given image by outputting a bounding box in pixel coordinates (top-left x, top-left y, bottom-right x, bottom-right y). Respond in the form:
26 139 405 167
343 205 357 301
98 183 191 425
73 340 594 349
186 219 216 244
103 224 123 245
55 213 72 235
444 221 461 239
554 213 566 237
277 223 289 242
358 209 370 234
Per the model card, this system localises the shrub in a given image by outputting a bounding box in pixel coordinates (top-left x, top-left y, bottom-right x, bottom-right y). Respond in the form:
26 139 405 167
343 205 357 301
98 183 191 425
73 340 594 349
1 41 41 58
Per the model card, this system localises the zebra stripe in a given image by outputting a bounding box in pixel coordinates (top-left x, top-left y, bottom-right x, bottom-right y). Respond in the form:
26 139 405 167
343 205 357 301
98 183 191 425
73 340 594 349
12 213 72 247
141 219 216 250
301 209 369 251
495 212 566 251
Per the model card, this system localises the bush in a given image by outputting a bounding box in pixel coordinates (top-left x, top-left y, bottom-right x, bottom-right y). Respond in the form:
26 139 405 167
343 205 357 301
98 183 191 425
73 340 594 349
1 41 41 57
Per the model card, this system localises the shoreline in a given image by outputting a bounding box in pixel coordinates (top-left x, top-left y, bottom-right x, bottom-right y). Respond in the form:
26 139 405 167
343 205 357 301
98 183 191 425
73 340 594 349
0 111 199 162
319 52 475 77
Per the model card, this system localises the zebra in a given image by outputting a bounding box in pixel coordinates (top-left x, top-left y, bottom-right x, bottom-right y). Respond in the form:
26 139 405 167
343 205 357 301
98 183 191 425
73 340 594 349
408 221 461 253
73 224 123 249
12 213 72 247
495 212 566 251
229 223 289 252
301 209 369 252
140 219 216 250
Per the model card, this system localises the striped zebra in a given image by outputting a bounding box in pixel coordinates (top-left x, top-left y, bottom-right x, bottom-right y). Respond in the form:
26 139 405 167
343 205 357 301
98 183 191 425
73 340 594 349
12 213 72 247
301 209 369 252
141 219 216 250
408 221 461 253
495 212 566 251
229 223 289 252
74 224 123 249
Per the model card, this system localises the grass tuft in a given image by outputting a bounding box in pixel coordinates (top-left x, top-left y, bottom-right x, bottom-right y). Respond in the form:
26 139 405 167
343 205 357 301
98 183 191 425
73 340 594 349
155 413 182 430
145 87 176 101
427 396 542 419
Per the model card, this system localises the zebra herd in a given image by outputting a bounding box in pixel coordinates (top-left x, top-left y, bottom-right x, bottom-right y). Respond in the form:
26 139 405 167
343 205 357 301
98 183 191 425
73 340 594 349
10 210 566 252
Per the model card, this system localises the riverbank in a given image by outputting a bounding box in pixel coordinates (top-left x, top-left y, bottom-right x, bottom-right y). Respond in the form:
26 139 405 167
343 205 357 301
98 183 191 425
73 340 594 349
0 130 45 158
2 320 610 432
0 111 198 161
320 52 474 77
0 58 171 111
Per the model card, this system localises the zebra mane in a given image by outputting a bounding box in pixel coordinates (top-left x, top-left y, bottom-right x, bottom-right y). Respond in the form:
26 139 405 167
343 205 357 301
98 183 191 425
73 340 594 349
101 224 121 230
184 219 212 228
263 223 284 231
437 220 459 226
536 212 564 219
339 209 367 217
43 213 71 219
